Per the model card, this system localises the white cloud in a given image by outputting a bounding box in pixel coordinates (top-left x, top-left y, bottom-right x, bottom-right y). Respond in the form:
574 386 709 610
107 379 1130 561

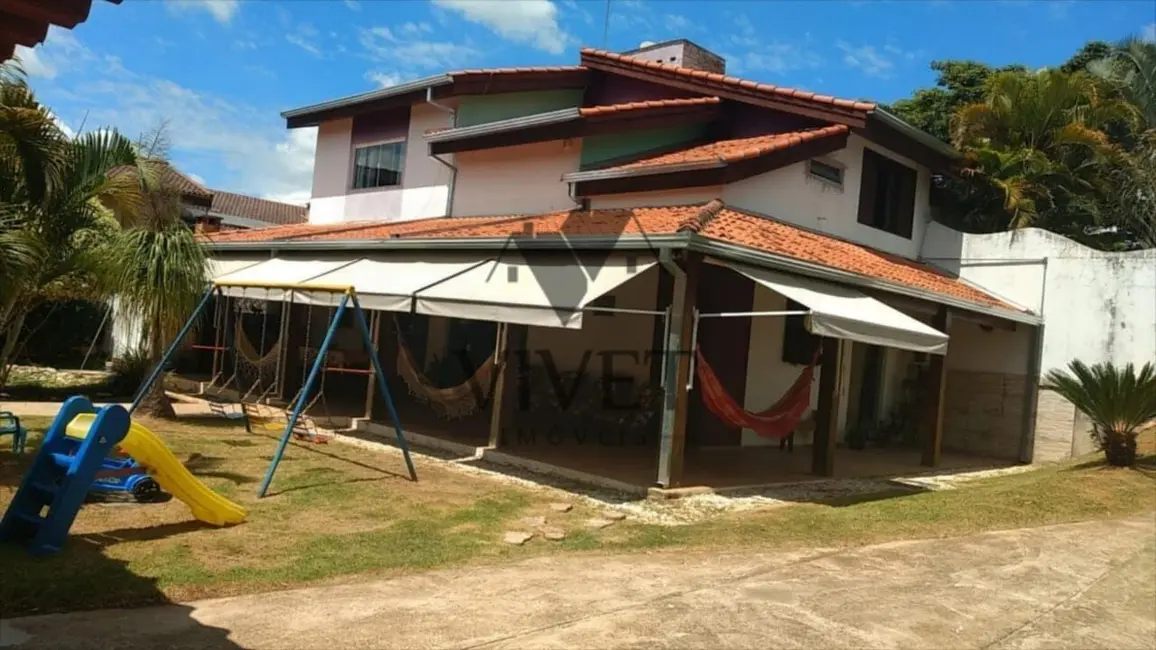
286 23 323 57
664 14 691 32
361 26 480 71
835 41 894 78
400 21 434 36
1143 23 1156 43
187 172 207 186
366 71 404 88
165 0 239 24
344 0 360 10
726 18 820 74
14 29 91 80
431 0 569 54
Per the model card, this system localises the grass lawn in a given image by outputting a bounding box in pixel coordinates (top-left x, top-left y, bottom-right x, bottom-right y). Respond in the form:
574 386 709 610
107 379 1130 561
1 415 1153 616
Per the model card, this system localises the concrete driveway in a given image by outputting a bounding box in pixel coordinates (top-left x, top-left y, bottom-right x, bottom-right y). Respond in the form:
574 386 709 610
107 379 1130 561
2 515 1153 650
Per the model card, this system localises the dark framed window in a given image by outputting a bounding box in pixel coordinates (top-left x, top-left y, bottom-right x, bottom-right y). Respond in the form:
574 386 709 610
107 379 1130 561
351 140 406 190
807 158 844 186
857 148 917 239
781 299 821 365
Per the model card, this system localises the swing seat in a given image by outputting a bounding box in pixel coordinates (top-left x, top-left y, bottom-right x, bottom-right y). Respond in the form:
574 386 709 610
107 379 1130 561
240 403 332 444
209 400 246 420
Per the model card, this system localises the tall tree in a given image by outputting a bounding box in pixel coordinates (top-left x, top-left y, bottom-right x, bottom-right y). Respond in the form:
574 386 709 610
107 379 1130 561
1060 41 1113 74
949 69 1139 239
887 60 1027 144
0 60 145 389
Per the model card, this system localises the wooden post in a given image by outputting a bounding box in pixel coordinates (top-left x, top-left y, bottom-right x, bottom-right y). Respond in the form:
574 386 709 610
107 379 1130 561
657 252 702 488
363 311 380 420
922 306 949 467
488 322 510 448
812 337 844 477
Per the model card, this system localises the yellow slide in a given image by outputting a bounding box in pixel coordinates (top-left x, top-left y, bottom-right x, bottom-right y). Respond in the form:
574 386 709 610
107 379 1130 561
66 414 247 526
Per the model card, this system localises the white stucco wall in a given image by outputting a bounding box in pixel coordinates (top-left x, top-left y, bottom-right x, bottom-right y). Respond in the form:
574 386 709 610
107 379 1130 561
922 223 1156 374
722 134 932 260
307 105 452 225
453 140 582 217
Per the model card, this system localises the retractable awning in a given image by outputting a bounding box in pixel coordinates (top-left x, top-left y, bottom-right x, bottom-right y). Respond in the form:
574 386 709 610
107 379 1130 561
414 253 657 329
213 257 357 301
291 255 492 313
729 263 949 355
207 258 262 281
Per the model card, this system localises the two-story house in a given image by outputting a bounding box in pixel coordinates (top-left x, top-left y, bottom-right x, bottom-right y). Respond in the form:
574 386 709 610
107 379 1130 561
206 40 1045 493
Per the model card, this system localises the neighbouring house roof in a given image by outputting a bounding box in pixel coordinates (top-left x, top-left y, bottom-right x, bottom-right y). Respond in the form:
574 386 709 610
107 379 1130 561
1 0 121 62
202 201 1026 318
208 190 308 227
109 161 213 205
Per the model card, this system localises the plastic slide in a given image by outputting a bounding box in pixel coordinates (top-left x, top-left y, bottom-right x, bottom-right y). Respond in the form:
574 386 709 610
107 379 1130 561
66 414 247 526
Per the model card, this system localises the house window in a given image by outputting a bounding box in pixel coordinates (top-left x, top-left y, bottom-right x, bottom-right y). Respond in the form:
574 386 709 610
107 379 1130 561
857 148 917 239
351 140 406 190
807 159 844 187
781 299 821 365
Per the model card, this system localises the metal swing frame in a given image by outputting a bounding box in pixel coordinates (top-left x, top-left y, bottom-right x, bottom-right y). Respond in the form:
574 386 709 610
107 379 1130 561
130 282 418 498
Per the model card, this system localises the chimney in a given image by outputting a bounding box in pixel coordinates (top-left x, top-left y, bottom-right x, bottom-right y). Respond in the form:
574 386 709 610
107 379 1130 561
621 39 726 74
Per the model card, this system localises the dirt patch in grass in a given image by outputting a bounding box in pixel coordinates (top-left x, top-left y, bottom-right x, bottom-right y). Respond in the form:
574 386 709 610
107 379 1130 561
0 417 1152 616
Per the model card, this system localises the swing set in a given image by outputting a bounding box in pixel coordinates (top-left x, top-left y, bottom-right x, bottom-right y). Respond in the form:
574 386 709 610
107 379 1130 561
133 280 417 498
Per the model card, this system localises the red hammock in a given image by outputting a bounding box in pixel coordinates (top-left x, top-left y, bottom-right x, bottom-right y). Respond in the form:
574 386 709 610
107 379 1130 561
694 349 817 440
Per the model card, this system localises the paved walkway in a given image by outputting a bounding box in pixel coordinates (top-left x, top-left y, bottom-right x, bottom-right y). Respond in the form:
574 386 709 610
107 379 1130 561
1 515 1153 650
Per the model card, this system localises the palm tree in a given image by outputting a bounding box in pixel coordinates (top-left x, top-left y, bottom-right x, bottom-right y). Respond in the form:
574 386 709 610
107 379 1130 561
1043 361 1156 467
112 127 209 418
950 69 1139 239
0 60 146 388
1089 36 1156 132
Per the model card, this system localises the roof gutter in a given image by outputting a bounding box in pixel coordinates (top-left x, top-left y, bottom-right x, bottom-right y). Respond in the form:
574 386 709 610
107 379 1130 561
687 235 1041 326
871 108 961 160
563 159 724 183
426 107 581 143
281 73 453 124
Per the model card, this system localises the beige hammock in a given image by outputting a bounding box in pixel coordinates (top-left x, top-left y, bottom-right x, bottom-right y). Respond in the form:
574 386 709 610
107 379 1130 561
235 316 282 370
393 319 497 420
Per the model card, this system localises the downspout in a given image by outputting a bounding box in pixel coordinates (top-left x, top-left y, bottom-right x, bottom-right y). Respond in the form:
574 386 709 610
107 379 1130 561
427 88 458 217
656 248 687 487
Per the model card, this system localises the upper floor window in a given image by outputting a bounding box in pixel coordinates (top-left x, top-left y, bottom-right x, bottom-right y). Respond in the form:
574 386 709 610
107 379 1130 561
352 140 406 190
857 148 916 239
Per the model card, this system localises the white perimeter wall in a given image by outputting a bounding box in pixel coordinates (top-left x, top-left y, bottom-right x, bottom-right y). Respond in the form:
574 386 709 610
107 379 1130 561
307 104 452 225
723 134 932 260
922 223 1156 374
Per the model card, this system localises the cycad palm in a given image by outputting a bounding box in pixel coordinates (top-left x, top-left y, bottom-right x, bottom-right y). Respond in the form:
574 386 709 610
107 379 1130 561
1043 361 1156 467
951 69 1138 236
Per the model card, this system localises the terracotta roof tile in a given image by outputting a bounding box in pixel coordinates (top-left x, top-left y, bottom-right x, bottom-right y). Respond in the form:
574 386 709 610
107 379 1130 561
698 207 1015 310
611 125 848 171
448 66 587 78
580 48 876 114
209 190 307 226
578 96 720 118
206 201 1019 313
110 162 212 201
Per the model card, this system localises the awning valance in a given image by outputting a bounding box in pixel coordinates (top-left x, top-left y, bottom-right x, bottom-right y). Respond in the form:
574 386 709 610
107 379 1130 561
211 252 654 330
728 263 949 355
415 253 656 329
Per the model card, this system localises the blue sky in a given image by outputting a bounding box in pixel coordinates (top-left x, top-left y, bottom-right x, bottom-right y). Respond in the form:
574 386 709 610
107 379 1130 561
16 0 1155 203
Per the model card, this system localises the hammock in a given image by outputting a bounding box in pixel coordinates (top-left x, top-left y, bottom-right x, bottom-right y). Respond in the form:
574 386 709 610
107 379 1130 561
235 317 282 370
695 348 816 440
393 322 497 420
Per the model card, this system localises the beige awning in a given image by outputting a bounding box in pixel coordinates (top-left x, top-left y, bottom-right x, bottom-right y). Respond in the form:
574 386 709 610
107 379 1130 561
727 262 949 354
414 253 656 329
213 257 358 301
207 258 262 281
292 254 492 313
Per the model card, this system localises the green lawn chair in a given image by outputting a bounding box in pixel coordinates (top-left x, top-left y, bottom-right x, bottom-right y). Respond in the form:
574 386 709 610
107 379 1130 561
0 411 28 455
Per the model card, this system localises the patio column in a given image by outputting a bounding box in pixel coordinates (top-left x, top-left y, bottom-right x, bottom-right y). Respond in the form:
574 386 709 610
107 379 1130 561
488 323 510 448
657 252 701 488
922 306 950 467
812 337 844 477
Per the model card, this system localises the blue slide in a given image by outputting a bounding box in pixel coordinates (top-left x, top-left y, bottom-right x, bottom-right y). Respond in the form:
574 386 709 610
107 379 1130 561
0 396 130 555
